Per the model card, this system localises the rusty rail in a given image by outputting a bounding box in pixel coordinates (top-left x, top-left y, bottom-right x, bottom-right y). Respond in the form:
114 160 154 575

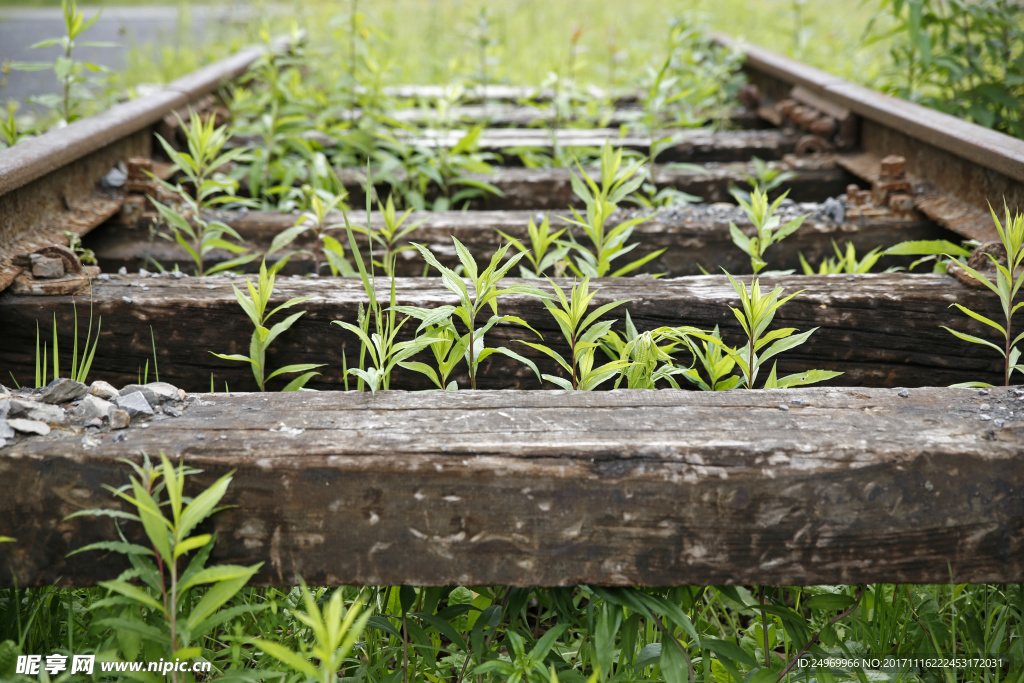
719 35 1024 242
0 37 295 293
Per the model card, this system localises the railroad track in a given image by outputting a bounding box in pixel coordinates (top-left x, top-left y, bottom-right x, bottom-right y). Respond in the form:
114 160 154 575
0 36 1021 588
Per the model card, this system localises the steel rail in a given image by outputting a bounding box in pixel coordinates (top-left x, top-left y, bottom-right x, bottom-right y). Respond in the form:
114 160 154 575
0 36 294 292
718 34 1024 241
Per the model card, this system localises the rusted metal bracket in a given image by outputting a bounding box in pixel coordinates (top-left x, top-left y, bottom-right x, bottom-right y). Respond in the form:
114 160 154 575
114 157 178 226
10 244 100 295
843 154 918 222
746 83 858 153
836 151 999 241
0 35 299 295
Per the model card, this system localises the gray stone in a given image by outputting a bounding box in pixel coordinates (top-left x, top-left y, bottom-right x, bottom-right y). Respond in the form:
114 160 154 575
777 403 790 411
109 409 130 429
7 418 50 436
820 196 845 224
89 380 119 400
146 382 186 402
30 253 65 279
114 391 153 417
39 377 88 404
979 403 991 411
83 417 103 428
118 382 182 405
898 389 909 398
70 395 113 420
0 399 9 419
164 406 183 418
8 399 66 424
0 419 14 440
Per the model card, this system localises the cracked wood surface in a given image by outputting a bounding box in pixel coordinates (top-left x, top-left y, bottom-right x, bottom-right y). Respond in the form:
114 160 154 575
1 387 1021 587
0 273 1007 392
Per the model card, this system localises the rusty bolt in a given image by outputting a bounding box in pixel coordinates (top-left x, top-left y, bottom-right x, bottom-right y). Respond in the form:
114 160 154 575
127 157 153 181
119 195 147 225
845 188 871 207
810 116 837 138
794 108 819 129
795 134 834 156
778 99 798 118
888 193 915 213
879 155 906 178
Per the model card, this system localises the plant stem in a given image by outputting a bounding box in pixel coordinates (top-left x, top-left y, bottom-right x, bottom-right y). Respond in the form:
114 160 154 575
63 40 71 121
1006 268 1015 386
760 586 771 667
747 329 756 389
775 590 863 681
401 612 409 683
468 315 477 390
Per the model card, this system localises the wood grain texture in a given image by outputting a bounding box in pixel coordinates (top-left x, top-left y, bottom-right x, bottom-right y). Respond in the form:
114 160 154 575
1 387 1021 587
86 207 949 278
0 273 1007 392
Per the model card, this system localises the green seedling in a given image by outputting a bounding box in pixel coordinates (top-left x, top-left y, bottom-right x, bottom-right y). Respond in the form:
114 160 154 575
151 110 256 276
943 204 1024 387
598 312 699 389
496 213 569 278
397 322 465 391
332 275 442 394
799 240 890 275
330 181 444 394
0 104 23 150
729 187 808 274
732 157 798 202
517 277 632 390
882 238 974 272
473 624 569 682
68 452 263 682
615 329 684 389
400 237 548 390
10 0 115 123
561 142 665 277
211 261 324 391
156 110 251 211
137 326 160 385
63 230 96 266
676 325 742 391
725 272 842 389
357 194 425 277
269 185 354 276
15 301 101 389
251 582 370 683
150 198 256 277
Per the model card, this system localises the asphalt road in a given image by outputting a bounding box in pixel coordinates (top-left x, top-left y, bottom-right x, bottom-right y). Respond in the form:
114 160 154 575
0 5 251 105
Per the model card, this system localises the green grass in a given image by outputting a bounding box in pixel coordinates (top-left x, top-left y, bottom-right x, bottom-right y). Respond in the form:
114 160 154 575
291 0 888 87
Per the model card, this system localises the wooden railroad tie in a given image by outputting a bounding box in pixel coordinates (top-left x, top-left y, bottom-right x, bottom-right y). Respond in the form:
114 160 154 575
87 207 949 278
0 273 1006 392
2 387 1020 588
